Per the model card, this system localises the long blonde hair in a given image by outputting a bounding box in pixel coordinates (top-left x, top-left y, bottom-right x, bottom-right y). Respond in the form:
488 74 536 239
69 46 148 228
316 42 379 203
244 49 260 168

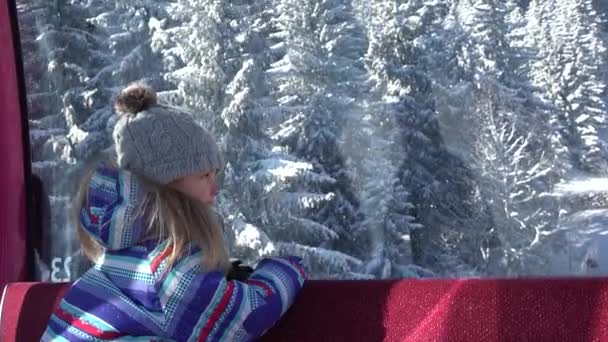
74 159 230 273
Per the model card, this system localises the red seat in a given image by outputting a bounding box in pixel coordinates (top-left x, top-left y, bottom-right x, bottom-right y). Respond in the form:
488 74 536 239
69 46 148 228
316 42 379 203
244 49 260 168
3 279 608 341
1 282 69 342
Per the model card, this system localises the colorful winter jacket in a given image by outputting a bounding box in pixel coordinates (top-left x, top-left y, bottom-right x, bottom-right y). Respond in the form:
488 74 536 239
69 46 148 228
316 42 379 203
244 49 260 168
42 165 306 341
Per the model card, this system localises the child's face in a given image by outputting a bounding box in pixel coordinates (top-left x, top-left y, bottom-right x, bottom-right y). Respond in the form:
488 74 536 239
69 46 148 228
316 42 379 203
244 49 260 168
170 169 219 205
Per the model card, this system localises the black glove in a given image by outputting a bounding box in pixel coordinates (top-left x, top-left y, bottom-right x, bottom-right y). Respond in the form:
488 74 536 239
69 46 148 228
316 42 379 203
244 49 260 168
226 259 254 282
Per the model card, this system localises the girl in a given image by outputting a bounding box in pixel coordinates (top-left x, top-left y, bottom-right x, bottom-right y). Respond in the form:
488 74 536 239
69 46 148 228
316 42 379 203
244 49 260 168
42 83 306 341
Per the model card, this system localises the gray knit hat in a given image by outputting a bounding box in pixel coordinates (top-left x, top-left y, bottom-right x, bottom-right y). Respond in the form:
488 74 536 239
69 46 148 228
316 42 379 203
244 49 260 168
112 83 223 184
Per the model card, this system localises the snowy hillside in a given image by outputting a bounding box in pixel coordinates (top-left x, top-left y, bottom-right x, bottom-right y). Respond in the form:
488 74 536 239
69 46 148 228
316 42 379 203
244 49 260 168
16 0 608 279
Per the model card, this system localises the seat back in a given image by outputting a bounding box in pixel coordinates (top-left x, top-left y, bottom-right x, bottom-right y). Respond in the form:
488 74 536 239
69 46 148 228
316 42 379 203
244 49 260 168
3 279 608 341
1 282 69 342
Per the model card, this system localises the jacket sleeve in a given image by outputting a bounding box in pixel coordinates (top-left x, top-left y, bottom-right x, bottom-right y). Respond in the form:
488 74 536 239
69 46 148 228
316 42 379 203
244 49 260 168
156 255 306 342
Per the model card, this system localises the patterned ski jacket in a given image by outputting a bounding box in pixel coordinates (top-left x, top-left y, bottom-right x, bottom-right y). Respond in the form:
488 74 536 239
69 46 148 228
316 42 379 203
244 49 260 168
42 165 306 341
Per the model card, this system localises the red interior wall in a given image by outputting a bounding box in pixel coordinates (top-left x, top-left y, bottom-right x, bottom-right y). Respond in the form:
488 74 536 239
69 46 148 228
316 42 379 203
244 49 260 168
0 0 29 288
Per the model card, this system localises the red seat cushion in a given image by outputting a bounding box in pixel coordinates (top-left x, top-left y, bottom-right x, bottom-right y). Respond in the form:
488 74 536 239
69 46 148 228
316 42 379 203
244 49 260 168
1 282 69 342
3 279 608 341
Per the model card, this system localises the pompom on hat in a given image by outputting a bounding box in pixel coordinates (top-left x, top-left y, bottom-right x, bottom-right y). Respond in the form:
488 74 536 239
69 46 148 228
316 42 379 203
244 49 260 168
112 83 223 184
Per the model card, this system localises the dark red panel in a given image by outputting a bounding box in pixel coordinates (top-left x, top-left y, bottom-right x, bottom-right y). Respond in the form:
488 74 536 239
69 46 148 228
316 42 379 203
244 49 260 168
0 0 29 288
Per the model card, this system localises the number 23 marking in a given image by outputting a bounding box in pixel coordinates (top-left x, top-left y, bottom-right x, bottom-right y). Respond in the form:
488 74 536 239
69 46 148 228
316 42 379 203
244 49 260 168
51 257 72 282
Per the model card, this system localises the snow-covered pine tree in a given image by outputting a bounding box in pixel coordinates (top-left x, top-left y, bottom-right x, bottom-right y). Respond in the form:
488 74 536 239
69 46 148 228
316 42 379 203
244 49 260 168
348 0 425 278
445 0 566 275
216 0 298 263
524 0 608 271
219 58 277 261
263 0 369 278
360 0 479 276
454 0 551 135
470 83 561 275
162 0 228 125
526 0 608 175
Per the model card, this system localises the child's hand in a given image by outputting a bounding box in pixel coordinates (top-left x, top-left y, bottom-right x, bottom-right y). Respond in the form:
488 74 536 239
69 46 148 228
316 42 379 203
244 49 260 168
226 259 254 282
